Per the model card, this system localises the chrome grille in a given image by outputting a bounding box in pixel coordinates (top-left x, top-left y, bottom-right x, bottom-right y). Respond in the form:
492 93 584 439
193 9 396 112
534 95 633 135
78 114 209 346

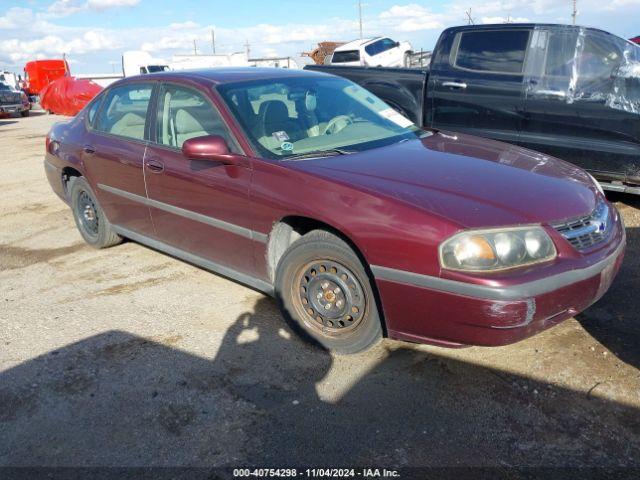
552 201 610 251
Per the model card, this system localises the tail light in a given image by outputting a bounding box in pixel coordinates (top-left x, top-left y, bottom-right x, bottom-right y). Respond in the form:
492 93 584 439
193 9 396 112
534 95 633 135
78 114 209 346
45 135 59 156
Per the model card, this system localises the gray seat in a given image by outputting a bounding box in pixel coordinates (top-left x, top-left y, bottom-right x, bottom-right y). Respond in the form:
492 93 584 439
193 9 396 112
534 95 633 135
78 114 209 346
110 112 146 139
174 109 209 147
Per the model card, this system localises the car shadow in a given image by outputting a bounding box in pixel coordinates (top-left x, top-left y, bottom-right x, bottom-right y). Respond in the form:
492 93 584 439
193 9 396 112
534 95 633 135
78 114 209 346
1 297 638 469
0 120 18 127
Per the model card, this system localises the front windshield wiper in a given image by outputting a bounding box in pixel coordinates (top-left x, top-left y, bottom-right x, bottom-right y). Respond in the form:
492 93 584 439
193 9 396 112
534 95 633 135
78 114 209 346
281 148 356 161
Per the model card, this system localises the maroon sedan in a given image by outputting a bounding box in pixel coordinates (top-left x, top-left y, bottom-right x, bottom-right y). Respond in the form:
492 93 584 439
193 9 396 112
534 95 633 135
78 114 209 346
44 68 625 353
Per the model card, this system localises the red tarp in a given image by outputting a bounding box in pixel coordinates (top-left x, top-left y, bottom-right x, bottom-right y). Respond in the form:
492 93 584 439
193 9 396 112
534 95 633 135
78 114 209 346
40 76 103 116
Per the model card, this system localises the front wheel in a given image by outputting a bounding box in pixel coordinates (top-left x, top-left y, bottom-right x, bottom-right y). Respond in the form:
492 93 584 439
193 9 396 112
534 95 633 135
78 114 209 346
69 176 122 249
275 230 383 354
20 110 30 117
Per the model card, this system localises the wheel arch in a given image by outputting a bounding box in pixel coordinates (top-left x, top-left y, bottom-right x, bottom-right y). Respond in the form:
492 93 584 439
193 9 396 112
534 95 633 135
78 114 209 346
267 215 388 335
61 166 82 199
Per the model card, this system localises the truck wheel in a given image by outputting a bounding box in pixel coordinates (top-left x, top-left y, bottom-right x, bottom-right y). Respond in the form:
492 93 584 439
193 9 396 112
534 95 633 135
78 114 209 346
275 229 383 354
403 52 411 67
20 110 30 117
69 177 122 249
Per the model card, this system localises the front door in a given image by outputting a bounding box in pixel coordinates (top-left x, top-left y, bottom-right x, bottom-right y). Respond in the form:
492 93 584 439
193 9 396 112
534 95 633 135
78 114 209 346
428 28 530 146
83 82 155 237
143 82 257 275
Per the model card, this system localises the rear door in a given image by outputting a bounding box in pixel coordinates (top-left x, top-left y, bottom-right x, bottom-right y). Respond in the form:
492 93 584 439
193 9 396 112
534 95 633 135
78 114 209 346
428 28 531 145
83 81 156 237
524 28 640 183
143 81 257 275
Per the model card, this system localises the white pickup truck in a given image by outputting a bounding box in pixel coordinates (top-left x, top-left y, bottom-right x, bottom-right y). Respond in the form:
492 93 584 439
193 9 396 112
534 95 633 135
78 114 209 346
327 37 413 67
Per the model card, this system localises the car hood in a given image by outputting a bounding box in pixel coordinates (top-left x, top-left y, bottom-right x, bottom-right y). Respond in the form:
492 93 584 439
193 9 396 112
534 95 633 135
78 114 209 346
287 132 598 229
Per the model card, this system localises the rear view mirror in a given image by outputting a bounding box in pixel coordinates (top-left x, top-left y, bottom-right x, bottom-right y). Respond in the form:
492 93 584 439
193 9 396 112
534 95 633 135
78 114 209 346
181 135 239 165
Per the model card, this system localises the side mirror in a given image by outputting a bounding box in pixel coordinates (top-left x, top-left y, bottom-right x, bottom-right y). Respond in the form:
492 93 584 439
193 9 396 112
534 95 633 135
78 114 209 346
181 135 239 165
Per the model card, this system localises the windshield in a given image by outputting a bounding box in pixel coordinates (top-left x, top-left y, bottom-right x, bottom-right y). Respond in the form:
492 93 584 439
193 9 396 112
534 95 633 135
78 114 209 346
217 76 429 159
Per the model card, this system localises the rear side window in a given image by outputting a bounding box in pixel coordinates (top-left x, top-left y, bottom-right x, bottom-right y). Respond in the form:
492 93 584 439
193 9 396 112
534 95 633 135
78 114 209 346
95 83 153 140
455 30 530 74
332 50 360 63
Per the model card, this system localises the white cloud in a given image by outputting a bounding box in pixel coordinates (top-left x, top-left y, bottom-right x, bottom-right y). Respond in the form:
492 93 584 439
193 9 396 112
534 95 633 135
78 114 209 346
48 0 85 17
48 0 140 17
378 4 444 32
0 7 35 29
86 0 141 11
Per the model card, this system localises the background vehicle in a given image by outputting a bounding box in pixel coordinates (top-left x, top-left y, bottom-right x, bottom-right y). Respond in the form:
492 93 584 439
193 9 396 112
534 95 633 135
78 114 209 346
0 82 30 117
329 37 413 67
39 76 103 116
0 71 19 89
308 24 640 194
44 69 623 354
24 59 70 102
121 51 170 77
631 36 640 45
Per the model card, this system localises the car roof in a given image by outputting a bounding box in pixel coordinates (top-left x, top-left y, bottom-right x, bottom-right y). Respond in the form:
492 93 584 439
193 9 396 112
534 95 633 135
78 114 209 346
117 67 330 86
334 37 380 50
444 23 613 36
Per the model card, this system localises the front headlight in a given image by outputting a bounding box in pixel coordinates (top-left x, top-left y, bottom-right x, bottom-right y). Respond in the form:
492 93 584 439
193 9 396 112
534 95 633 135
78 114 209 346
439 226 557 272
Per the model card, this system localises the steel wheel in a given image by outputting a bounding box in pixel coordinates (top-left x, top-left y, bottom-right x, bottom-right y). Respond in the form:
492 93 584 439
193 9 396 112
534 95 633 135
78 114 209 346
294 259 367 337
76 190 99 239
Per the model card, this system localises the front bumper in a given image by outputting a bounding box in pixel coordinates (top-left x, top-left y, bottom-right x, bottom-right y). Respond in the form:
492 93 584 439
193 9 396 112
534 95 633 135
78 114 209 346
373 222 626 347
0 103 28 114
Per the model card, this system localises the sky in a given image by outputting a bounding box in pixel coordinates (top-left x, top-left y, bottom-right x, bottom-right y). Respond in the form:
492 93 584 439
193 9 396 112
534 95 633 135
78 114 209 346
0 0 639 74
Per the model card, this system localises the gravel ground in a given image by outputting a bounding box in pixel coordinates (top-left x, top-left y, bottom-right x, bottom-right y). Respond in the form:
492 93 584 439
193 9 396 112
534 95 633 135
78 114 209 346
1 112 639 469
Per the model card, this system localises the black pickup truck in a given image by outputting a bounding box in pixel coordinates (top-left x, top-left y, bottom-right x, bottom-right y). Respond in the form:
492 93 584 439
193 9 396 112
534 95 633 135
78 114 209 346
307 24 640 194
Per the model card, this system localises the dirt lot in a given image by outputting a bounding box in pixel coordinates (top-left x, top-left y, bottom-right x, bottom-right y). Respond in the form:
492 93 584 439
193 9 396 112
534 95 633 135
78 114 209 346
1 113 639 469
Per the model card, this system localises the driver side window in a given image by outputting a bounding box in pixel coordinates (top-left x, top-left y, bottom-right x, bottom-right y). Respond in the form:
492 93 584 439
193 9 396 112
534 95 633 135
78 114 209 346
155 84 237 150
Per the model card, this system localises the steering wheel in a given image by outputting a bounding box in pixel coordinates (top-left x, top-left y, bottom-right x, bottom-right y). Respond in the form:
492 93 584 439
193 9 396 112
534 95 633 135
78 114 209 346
322 115 353 135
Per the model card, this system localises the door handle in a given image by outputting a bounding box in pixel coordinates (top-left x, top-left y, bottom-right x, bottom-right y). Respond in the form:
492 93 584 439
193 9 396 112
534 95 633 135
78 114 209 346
442 81 468 90
83 144 96 154
145 160 164 173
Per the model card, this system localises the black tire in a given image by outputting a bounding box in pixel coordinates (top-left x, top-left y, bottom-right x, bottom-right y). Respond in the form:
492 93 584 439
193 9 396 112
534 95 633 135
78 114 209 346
69 176 122 249
275 229 383 354
20 110 30 117
403 52 411 68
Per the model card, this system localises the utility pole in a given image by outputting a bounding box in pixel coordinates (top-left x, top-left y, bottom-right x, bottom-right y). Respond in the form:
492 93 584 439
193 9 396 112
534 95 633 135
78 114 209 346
244 39 251 59
193 39 197 55
465 8 475 25
211 29 216 54
358 0 363 38
572 0 577 25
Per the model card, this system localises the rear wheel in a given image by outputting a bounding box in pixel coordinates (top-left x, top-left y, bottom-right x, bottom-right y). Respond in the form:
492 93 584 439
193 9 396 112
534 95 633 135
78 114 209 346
275 230 382 354
69 177 122 248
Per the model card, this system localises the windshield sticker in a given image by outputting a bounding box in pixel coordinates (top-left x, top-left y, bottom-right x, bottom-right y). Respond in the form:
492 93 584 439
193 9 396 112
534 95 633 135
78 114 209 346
281 142 294 151
379 108 414 128
272 130 289 142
